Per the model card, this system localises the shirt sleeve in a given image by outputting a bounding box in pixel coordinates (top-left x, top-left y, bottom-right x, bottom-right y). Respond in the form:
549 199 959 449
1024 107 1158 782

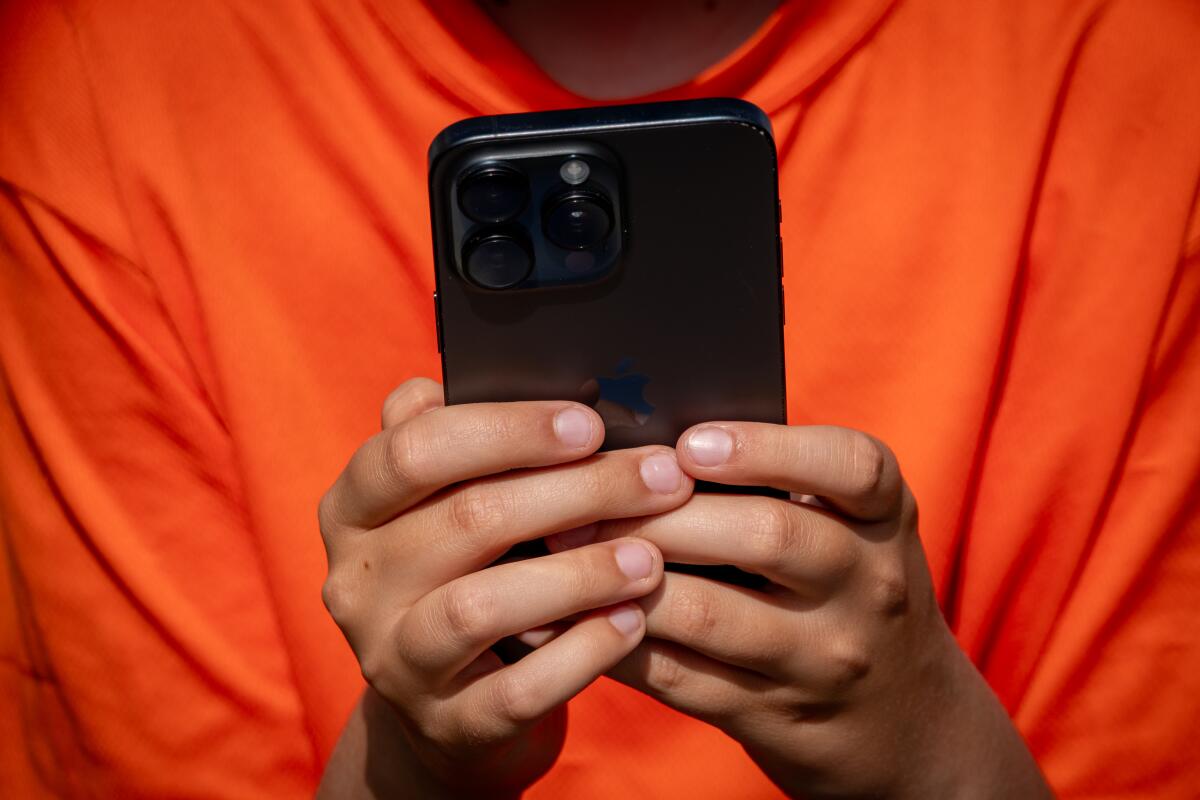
0 4 317 797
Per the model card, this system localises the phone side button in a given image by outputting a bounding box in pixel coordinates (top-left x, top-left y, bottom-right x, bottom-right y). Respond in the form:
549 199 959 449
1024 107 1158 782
777 234 784 279
433 291 444 353
780 284 786 326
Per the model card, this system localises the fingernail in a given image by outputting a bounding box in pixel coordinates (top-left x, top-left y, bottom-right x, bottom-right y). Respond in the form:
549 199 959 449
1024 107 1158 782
554 407 594 449
548 523 597 551
640 452 682 494
615 542 654 580
515 627 558 648
685 427 733 467
608 605 642 636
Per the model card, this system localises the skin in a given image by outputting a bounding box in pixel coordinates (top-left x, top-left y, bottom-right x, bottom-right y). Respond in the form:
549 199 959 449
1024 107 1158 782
548 425 1052 798
317 378 692 798
479 0 782 100
319 5 1051 796
318 380 1051 798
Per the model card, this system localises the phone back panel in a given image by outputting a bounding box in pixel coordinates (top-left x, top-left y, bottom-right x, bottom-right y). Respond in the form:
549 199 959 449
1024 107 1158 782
430 99 786 449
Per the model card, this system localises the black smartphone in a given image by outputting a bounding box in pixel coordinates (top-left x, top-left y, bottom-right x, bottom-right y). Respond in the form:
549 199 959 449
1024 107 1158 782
428 98 786 586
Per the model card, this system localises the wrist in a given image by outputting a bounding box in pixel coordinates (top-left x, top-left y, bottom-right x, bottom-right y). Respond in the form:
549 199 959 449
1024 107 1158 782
319 688 525 800
902 630 1052 799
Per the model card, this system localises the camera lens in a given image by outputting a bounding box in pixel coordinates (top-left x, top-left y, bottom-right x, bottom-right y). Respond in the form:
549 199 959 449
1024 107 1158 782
544 191 613 250
463 232 533 289
458 165 529 223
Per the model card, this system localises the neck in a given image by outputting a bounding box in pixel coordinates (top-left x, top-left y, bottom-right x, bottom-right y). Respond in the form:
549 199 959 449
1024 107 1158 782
478 0 781 100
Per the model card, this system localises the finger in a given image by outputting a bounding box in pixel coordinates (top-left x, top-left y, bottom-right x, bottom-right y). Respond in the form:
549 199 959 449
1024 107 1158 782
447 604 646 742
639 572 800 679
398 538 662 679
391 446 691 583
381 377 444 429
607 638 770 730
677 424 903 520
640 575 880 702
561 494 859 593
513 623 568 649
321 400 603 532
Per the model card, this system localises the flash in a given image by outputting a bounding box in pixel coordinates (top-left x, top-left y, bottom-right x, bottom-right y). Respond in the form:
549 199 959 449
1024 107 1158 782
559 158 590 185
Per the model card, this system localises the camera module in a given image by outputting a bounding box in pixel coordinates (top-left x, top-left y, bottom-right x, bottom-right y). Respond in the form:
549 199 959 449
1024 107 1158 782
463 231 533 289
458 164 529 224
447 147 622 289
544 191 613 251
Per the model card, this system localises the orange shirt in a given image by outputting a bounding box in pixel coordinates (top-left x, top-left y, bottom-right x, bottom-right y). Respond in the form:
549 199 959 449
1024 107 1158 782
2 1 1199 797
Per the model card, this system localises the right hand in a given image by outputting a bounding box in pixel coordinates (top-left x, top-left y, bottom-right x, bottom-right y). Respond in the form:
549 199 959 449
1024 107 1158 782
318 378 694 796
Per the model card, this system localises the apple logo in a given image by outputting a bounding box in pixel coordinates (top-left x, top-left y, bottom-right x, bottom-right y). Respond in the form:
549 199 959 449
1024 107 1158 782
588 357 655 429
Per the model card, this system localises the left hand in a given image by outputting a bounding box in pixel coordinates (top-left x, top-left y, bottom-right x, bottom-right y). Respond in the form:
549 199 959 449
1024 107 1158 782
546 423 1052 799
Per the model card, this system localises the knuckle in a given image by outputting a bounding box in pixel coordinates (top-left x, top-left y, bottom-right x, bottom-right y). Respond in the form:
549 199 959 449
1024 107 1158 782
899 485 920 529
446 483 511 542
644 647 688 695
317 490 341 538
416 378 444 404
843 430 888 498
381 386 409 426
382 378 441 422
823 633 872 694
812 535 860 585
669 584 721 644
868 565 910 618
487 670 540 724
783 696 843 725
386 381 439 417
425 705 471 752
403 700 446 746
320 573 359 628
355 622 411 699
745 500 859 584
381 425 422 495
439 582 495 643
384 391 412 429
744 499 797 571
357 649 391 693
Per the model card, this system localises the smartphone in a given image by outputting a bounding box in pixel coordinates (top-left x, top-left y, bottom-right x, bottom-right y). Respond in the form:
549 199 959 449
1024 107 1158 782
428 98 786 586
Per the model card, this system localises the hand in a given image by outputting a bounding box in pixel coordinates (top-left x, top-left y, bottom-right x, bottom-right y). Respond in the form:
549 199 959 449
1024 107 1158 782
549 423 1052 799
316 378 693 797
